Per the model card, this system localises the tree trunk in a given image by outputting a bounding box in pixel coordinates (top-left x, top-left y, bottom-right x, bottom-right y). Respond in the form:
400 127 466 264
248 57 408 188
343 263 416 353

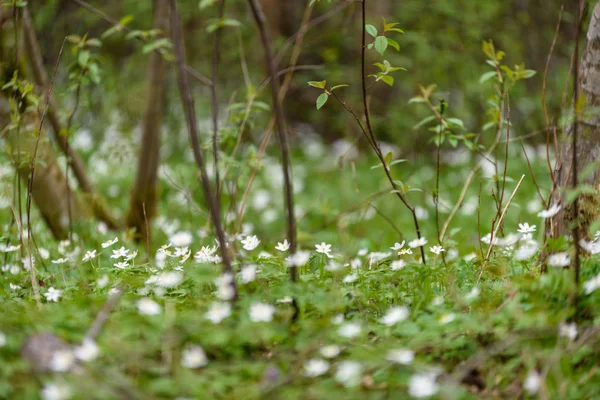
0 96 90 239
126 0 169 242
551 2 600 240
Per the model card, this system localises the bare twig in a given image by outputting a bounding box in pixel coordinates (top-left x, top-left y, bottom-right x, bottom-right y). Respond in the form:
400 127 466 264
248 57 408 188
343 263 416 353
84 288 122 341
170 0 238 300
246 0 298 280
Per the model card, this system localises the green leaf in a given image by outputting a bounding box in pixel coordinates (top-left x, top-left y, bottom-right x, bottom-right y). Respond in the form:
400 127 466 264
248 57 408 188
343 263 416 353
387 38 400 51
374 36 388 56
316 93 329 110
519 69 537 79
446 118 465 129
413 115 436 129
330 84 349 91
307 80 326 89
366 24 378 38
479 71 497 84
381 75 394 87
199 0 215 9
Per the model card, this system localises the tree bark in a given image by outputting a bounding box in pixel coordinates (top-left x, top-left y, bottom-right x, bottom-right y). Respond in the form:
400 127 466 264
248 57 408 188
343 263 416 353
551 2 600 240
126 0 169 242
0 96 90 239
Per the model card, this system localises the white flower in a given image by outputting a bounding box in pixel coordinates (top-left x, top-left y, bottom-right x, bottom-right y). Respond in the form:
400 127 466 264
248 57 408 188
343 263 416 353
287 250 310 267
399 248 413 255
409 237 427 248
41 382 72 400
338 322 361 339
391 260 406 271
584 273 600 294
429 245 444 255
315 242 332 257
82 250 97 262
331 314 344 325
515 241 539 260
39 248 50 259
170 231 193 247
580 239 600 254
240 265 257 284
181 345 208 368
154 271 184 288
44 287 63 302
215 273 235 301
559 322 577 341
275 240 290 252
240 235 260 251
50 350 75 372
380 306 409 326
113 261 129 269
390 241 406 251
74 339 99 362
97 275 109 288
205 302 232 324
386 348 414 365
439 313 456 324
464 252 477 262
111 246 129 259
517 222 536 234
465 287 480 301
137 298 161 315
358 248 368 256
325 261 343 271
343 273 358 283
249 302 275 322
537 204 561 219
9 283 20 290
524 370 541 394
126 250 138 261
409 371 440 398
320 345 341 359
51 258 69 264
101 237 118 248
9 264 20 275
303 358 330 377
548 252 570 268
335 361 362 387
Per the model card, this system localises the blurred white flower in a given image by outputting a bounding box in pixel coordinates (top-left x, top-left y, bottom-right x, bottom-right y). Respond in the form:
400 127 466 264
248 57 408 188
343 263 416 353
137 298 161 315
409 371 440 398
170 231 193 247
335 361 362 387
584 273 600 294
409 237 427 248
429 245 444 255
50 350 75 372
515 241 539 260
41 382 72 400
205 302 232 324
181 345 208 368
343 273 358 283
524 370 541 394
320 345 341 359
74 339 99 362
303 358 330 377
240 265 257 284
215 273 235 301
390 241 406 251
287 251 310 267
113 261 129 270
559 322 577 341
439 313 456 324
338 322 361 339
548 252 570 268
82 250 97 262
386 348 414 365
249 302 275 322
380 306 409 326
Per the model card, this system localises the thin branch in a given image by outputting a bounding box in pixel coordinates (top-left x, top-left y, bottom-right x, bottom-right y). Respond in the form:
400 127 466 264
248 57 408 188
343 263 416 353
170 0 238 300
246 0 298 281
70 0 212 87
360 0 426 263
